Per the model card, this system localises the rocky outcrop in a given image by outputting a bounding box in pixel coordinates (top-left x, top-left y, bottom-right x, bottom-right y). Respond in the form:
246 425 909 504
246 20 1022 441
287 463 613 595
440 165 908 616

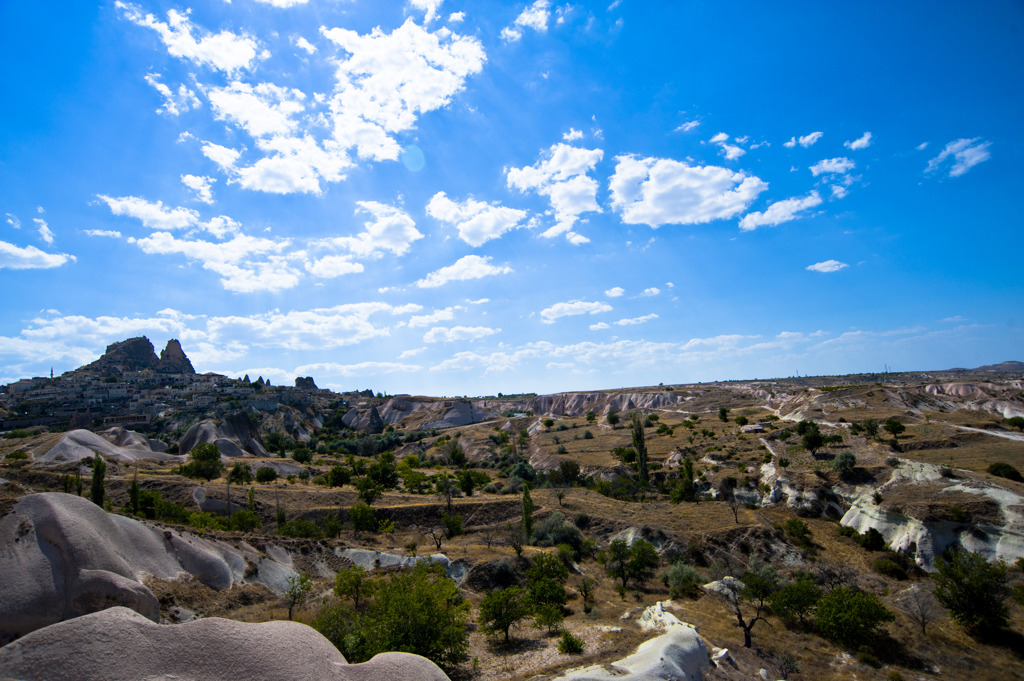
36 429 181 463
79 337 195 376
840 461 1024 569
528 392 689 417
294 376 318 390
158 339 195 374
0 493 299 640
179 412 268 457
553 602 708 681
0 606 452 681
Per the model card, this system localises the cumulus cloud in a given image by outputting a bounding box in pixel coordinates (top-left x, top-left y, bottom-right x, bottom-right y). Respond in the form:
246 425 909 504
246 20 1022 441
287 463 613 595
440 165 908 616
506 143 603 243
207 81 307 138
144 73 200 115
925 138 991 177
640 287 660 297
844 132 872 150
0 241 75 270
605 286 624 297
614 313 658 326
408 307 458 327
253 0 310 6
806 259 848 273
563 128 584 141
708 132 746 160
423 325 499 343
502 0 550 42
608 154 767 228
97 195 200 230
589 322 610 330
305 255 364 279
33 219 55 245
317 202 423 258
738 191 822 231
426 192 528 246
409 0 444 23
416 255 513 288
294 36 317 54
540 300 612 323
181 175 216 204
809 157 855 176
116 3 264 74
784 131 823 148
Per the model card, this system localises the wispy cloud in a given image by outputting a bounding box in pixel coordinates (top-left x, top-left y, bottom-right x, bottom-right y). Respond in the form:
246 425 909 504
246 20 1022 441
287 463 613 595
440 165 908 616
925 138 991 177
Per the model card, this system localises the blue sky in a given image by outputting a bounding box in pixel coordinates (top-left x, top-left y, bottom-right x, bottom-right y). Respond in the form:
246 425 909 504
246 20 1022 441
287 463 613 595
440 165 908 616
1 1 1021 396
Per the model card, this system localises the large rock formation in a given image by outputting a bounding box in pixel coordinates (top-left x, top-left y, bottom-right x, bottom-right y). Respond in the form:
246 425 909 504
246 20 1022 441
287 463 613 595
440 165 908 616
79 336 195 376
36 429 181 464
295 376 318 390
0 493 298 641
179 412 269 457
0 606 452 681
158 339 195 374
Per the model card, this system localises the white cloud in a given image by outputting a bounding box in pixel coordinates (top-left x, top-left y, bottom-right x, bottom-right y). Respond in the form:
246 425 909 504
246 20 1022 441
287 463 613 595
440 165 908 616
408 307 457 328
844 132 872 150
253 0 310 6
33 219 55 245
144 73 200 115
806 259 848 273
426 192 528 246
589 322 610 330
207 81 307 138
448 12 465 23
809 157 855 176
0 241 75 270
675 120 699 133
614 313 658 326
540 300 612 323
5 214 20 229
720 144 745 160
609 154 767 228
605 286 624 298
181 174 216 204
317 202 423 258
84 230 122 238
409 0 444 23
506 143 603 243
201 142 242 170
563 128 584 141
916 142 929 151
97 194 200 230
116 3 264 75
738 191 822 231
709 132 728 144
831 184 848 199
502 1 550 42
294 36 317 54
925 138 991 177
784 131 823 148
416 255 513 288
305 254 364 279
640 287 660 297
423 325 499 343
399 347 427 358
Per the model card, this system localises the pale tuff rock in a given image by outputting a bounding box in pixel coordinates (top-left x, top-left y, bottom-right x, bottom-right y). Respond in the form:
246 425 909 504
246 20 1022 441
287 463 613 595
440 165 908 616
0 606 452 681
36 428 181 464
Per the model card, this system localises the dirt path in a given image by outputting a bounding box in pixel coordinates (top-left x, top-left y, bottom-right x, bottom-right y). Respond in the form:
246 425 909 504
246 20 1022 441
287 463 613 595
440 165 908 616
940 423 1024 442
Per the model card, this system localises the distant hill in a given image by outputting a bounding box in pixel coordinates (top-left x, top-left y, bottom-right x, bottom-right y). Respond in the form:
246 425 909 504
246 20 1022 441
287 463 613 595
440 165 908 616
78 336 195 376
974 360 1024 373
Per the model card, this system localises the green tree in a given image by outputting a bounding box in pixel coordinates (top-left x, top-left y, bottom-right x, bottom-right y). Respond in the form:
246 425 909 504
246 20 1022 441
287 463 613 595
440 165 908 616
247 486 256 512
933 549 1010 633
355 476 381 505
255 466 278 483
631 412 649 487
335 565 375 609
671 456 698 503
802 427 824 456
313 563 469 671
734 415 749 426
662 562 703 599
606 411 620 427
182 442 224 480
815 586 895 647
479 586 532 642
1006 416 1024 432
285 572 312 620
883 417 906 440
90 456 106 507
522 486 535 538
228 462 253 484
349 503 377 533
526 552 569 608
718 406 729 422
604 539 659 591
128 468 140 515
327 465 351 488
832 451 856 477
585 411 596 424
768 577 821 626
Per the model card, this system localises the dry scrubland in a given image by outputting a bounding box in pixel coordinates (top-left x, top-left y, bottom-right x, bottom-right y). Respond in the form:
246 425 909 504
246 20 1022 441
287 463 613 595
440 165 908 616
3 372 1024 681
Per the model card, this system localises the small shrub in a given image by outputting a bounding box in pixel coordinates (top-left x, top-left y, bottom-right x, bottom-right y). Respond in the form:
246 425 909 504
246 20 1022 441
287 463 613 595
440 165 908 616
940 466 957 478
255 467 278 483
987 462 1024 483
557 630 585 654
855 647 882 668
662 562 703 599
4 450 29 461
886 457 901 468
279 519 322 539
872 491 883 505
873 558 908 580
